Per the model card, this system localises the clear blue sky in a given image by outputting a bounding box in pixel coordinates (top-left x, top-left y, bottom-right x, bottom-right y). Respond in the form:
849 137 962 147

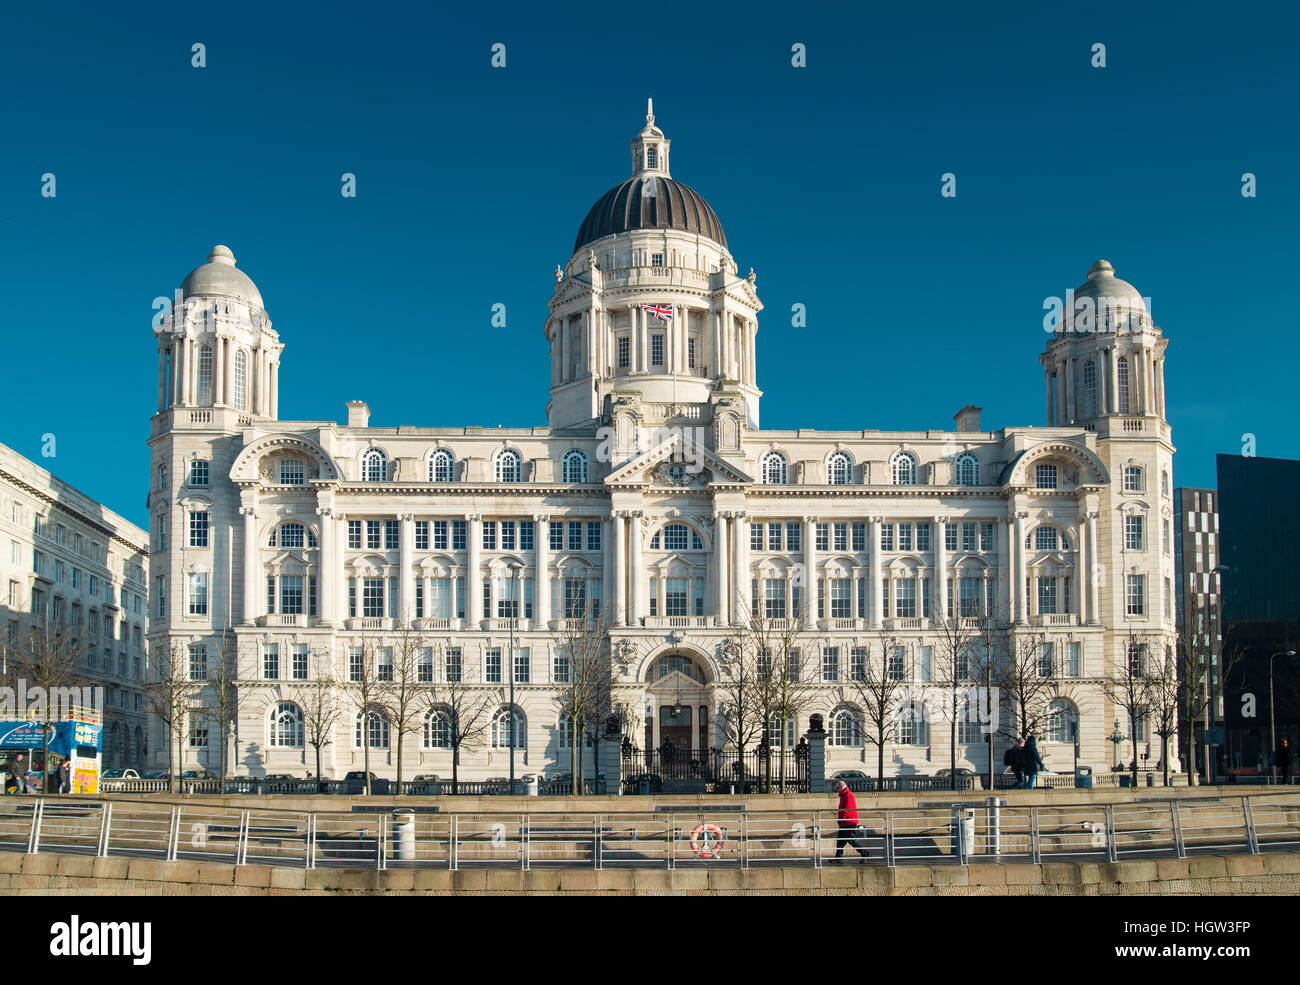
2 1 1296 527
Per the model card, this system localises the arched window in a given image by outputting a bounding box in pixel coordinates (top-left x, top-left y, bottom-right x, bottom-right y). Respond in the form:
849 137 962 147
891 452 917 486
957 698 983 744
424 708 452 749
1044 698 1078 744
197 345 214 404
1161 469 1169 496
761 452 787 485
270 702 304 747
495 450 522 483
428 450 454 483
1029 526 1062 551
561 450 588 484
829 707 863 747
558 712 594 749
897 702 929 745
492 706 526 748
1117 356 1130 414
268 522 315 549
827 452 852 485
1082 360 1096 418
955 453 979 486
650 524 704 551
355 708 390 748
233 350 248 410
362 449 386 482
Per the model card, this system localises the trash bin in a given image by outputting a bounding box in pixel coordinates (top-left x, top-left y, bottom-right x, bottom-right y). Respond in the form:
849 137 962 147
1145 773 1155 787
519 774 539 797
950 807 975 860
393 810 415 861
639 777 651 796
1118 774 1132 788
1075 766 1094 790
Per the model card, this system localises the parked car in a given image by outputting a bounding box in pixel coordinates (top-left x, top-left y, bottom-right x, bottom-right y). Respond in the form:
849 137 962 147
344 770 387 794
832 770 871 780
934 768 978 778
101 768 141 780
180 769 215 780
264 773 298 782
412 774 440 783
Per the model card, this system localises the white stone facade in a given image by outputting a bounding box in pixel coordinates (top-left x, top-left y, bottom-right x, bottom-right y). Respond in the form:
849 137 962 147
146 107 1177 780
0 442 149 766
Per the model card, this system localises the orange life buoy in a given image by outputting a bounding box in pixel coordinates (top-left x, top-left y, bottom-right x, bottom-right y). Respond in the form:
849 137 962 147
689 822 725 858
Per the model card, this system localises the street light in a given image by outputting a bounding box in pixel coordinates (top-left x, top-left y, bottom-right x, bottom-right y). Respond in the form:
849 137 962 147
506 562 523 795
1270 649 1297 785
1107 717 1125 770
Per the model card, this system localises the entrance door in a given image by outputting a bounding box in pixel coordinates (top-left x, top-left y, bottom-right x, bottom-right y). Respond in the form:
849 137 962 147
659 706 692 756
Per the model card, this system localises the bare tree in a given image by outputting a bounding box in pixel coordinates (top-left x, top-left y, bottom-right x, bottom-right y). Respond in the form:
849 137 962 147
5 611 89 792
142 641 205 794
967 607 1010 791
201 628 240 788
1103 631 1157 787
848 631 908 786
1174 604 1244 786
747 601 816 792
553 603 616 793
931 607 978 790
430 641 495 794
343 635 395 795
999 630 1054 739
290 659 341 792
1145 642 1180 786
386 618 434 795
715 624 767 792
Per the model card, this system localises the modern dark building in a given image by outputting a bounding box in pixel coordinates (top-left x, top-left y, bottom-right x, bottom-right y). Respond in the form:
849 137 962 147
1173 487 1221 774
1217 454 1300 771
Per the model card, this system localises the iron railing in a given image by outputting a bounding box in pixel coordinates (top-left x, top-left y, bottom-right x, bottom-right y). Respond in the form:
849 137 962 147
5 794 1299 871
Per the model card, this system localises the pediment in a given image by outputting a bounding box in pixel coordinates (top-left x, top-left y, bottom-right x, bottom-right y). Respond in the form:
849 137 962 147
647 669 708 694
606 430 752 487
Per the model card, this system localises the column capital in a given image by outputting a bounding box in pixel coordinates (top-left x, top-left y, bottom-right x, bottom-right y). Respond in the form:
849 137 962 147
399 513 415 523
465 513 482 523
534 513 551 523
933 515 949 525
802 515 818 525
1085 510 1101 521
315 507 333 519
1014 511 1030 520
238 506 257 517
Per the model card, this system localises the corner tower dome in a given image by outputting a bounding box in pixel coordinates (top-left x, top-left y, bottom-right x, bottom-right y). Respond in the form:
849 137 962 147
573 99 727 254
1074 259 1145 306
180 244 265 309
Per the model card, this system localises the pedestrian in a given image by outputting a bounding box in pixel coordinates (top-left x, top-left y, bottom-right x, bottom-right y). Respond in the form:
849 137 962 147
1023 733 1046 789
1005 738 1024 788
830 779 871 863
58 760 72 794
1275 737 1292 785
9 754 26 795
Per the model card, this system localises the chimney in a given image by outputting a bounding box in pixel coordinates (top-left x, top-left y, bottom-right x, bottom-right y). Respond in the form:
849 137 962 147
953 405 982 432
346 400 371 428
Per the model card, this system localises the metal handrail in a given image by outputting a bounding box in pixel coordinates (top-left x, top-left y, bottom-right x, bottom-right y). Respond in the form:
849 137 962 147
5 794 1300 872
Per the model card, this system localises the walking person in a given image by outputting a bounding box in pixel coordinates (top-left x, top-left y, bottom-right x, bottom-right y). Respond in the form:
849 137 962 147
1005 737 1024 788
1275 737 1292 785
830 779 871 863
57 760 72 794
1023 733 1046 789
8 754 26 795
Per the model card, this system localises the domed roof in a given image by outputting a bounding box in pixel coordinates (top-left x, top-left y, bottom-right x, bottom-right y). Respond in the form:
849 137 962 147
574 176 727 254
180 245 264 309
1073 259 1144 304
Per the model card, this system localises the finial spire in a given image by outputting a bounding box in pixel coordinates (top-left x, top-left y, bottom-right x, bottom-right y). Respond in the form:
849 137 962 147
646 96 654 126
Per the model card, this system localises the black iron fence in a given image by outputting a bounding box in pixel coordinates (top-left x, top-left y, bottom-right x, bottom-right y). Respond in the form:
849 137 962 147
621 747 809 794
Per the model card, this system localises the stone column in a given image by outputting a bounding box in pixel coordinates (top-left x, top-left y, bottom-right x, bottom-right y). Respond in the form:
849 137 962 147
399 514 414 625
223 339 234 407
628 511 643 624
612 512 626 626
802 515 817 629
732 512 749 621
806 715 828 794
1012 511 1026 624
317 506 335 626
213 336 224 408
1086 511 1101 624
1003 516 1016 623
713 512 729 625
934 516 948 623
270 361 279 418
536 515 550 628
466 514 482 628
240 502 259 625
335 513 347 623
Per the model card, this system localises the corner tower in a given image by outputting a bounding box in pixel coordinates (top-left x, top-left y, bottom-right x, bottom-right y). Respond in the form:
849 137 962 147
545 101 762 446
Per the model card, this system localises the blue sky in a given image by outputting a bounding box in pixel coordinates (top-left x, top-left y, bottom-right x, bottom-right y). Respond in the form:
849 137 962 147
1 1 1296 527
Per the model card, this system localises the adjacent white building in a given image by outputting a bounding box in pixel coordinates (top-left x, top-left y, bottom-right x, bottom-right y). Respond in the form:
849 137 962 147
147 103 1177 779
0 441 150 767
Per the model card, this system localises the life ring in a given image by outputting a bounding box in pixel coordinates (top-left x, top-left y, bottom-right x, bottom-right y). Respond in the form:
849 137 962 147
689 822 725 858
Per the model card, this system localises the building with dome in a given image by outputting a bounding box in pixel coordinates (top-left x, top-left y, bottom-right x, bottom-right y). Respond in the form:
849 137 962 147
147 102 1178 783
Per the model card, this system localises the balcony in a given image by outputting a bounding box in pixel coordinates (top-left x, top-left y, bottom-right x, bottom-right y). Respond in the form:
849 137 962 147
887 617 925 631
344 617 392 631
1031 613 1078 628
642 616 713 629
413 617 452 632
260 613 311 628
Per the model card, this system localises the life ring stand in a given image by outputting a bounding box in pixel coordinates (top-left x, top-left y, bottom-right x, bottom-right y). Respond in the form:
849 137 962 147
689 822 725 858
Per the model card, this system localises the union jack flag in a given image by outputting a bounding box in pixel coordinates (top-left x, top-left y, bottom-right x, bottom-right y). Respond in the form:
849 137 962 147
640 304 673 320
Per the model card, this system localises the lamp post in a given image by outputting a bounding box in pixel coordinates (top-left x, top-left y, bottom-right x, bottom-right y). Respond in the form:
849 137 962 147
507 562 523 795
1269 649 1297 785
1107 718 1124 770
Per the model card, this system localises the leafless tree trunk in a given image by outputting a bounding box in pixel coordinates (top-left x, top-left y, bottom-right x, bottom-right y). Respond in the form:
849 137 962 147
5 611 88 793
553 605 615 794
344 636 396 795
849 631 907 786
202 628 240 788
1103 631 1158 787
431 642 495 794
292 662 341 792
386 615 434 795
143 642 204 795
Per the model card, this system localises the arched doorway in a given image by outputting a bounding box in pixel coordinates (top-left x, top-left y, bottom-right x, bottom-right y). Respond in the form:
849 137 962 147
644 651 712 757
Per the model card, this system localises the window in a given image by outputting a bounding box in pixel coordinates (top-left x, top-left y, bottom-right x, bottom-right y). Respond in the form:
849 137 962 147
829 708 862 747
188 511 209 548
961 522 977 553
646 145 657 169
187 572 208 616
821 647 840 682
189 719 209 749
362 449 386 482
157 463 167 491
188 459 209 486
262 644 279 679
1037 641 1055 677
827 453 851 485
280 575 304 614
830 579 852 619
786 523 801 552
658 524 701 552
428 450 454 482
348 647 363 681
485 648 502 683
1044 699 1077 744
896 578 917 618
1035 464 1058 489
424 709 451 749
1032 527 1060 552
650 251 664 268
1126 574 1145 615
880 524 894 552
761 452 787 485
891 453 917 485
292 644 308 680
650 334 664 366
562 450 588 484
764 579 786 619
1123 466 1143 492
616 336 630 369
279 459 305 485
898 703 929 745
495 450 522 483
362 578 384 618
688 337 696 369
445 647 462 683
188 644 207 681
1066 642 1081 677
356 709 390 749
492 707 525 748
887 646 906 682
271 703 304 747
916 523 931 552
955 453 979 486
1117 356 1130 413
567 521 582 551
1125 515 1144 550
233 350 248 410
1082 360 1096 417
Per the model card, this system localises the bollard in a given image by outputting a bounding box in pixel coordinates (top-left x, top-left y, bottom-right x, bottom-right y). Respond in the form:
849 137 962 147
986 796 1002 857
393 810 415 861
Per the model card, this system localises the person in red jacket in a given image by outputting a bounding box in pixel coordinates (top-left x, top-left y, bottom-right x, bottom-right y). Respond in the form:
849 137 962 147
831 779 871 862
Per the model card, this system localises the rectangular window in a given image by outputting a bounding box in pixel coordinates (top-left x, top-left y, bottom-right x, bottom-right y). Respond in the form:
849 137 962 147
1037 577 1057 615
366 521 381 550
751 523 763 551
850 647 867 682
1125 515 1144 551
882 579 890 619
189 460 209 486
564 578 587 618
961 522 977 553
187 572 208 616
415 580 424 617
945 523 958 552
549 522 563 551
280 575 304 615
384 520 399 550
815 523 828 551
1037 642 1055 677
651 335 664 366
292 644 308 680
514 648 530 684
567 521 582 551
482 521 497 550
189 511 209 548
879 524 894 552
916 523 931 552
1124 466 1143 492
786 523 800 552
279 459 304 485
898 523 913 552
553 649 571 684
485 648 502 683
822 647 839 682
768 524 782 551
586 521 601 552
432 520 448 550
445 648 462 683
889 646 907 682
1126 574 1145 615
362 578 384 618
452 521 466 550
979 523 995 552
896 578 917 618
617 336 630 369
349 648 363 682
1066 642 1081 677
832 523 847 551
765 579 786 619
415 521 429 550
263 644 279 680
520 520 534 551
1036 464 1058 489
501 520 516 550
347 578 356 617
266 575 276 614
347 520 362 549
830 579 852 618
188 644 207 681
378 648 393 681
665 577 688 617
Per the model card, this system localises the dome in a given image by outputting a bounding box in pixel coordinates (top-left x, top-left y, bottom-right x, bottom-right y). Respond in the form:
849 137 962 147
180 245 264 309
1073 259 1144 305
574 175 727 254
